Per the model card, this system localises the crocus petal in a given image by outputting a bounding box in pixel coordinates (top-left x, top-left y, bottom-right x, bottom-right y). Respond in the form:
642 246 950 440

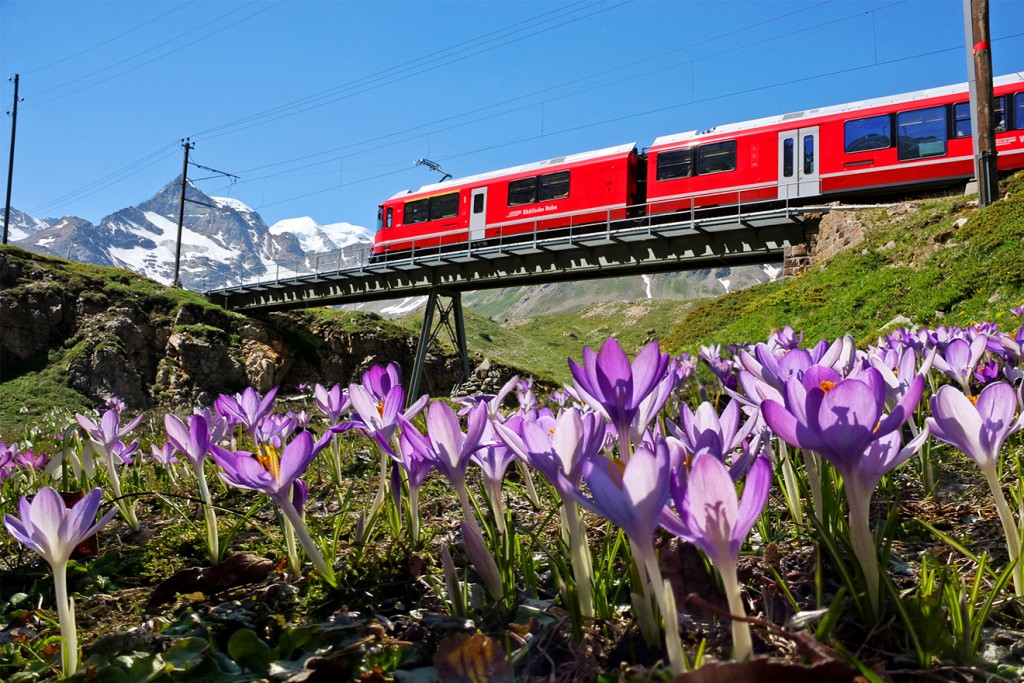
277 431 316 488
733 455 772 547
927 386 989 467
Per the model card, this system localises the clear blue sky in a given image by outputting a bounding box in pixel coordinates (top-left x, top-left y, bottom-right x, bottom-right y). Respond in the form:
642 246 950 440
2 0 1022 231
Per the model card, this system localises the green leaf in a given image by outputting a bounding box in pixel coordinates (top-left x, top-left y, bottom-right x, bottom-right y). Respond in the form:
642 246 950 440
163 637 210 671
227 629 274 674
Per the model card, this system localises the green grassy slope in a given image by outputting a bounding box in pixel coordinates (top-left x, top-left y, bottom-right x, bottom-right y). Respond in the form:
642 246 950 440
661 172 1024 353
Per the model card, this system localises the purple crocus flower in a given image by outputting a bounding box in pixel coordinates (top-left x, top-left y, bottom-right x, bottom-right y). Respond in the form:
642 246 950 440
571 439 682 663
76 408 145 530
927 382 1024 471
347 382 427 443
362 362 403 400
569 338 670 451
164 413 221 563
926 382 1024 596
164 414 211 469
389 424 440 545
661 453 771 661
762 366 924 475
214 387 279 440
76 409 144 455
669 399 756 477
4 487 116 676
932 335 989 392
211 431 336 586
574 441 671 553
314 383 349 423
763 366 927 612
472 422 518 534
495 407 607 618
496 407 606 498
398 401 486 522
149 443 180 468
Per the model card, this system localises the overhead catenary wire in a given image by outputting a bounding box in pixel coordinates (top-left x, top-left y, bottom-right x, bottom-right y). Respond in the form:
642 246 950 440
187 1 628 142
26 2 281 107
23 1 197 76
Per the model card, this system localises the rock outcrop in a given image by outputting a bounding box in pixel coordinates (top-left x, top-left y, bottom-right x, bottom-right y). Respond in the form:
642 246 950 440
0 246 466 412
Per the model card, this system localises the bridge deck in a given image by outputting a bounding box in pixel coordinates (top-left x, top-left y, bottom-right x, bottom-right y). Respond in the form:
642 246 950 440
205 205 821 313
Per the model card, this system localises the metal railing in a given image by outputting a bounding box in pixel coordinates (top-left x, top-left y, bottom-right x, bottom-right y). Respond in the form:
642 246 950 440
202 187 794 295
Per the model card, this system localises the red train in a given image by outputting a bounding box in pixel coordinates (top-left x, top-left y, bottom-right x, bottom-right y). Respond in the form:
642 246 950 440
373 73 1024 257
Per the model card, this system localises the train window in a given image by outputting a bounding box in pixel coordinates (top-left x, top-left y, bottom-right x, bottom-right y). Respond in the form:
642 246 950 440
508 177 537 206
404 197 431 224
953 98 1008 136
953 102 972 138
473 193 485 214
803 135 815 175
897 105 947 161
656 149 692 181
430 192 459 220
697 140 736 174
386 207 393 229
376 207 383 231
782 139 794 178
844 114 891 153
995 96 1007 132
1016 93 1024 129
538 171 570 201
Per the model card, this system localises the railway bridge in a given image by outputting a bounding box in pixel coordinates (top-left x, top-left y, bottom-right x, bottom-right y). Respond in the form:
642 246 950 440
204 202 827 400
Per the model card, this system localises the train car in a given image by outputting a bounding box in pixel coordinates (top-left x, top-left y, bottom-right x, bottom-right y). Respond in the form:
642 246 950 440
373 143 640 257
645 72 1024 216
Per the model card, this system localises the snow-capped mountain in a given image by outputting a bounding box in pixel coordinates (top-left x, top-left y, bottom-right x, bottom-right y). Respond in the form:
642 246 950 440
1 207 49 242
268 216 373 255
9 178 372 291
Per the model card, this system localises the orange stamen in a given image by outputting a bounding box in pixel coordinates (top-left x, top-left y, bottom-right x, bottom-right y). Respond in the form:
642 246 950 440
257 445 281 481
819 380 837 393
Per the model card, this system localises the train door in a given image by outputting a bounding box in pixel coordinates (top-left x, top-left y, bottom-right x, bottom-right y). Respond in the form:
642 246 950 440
778 127 820 199
469 187 487 242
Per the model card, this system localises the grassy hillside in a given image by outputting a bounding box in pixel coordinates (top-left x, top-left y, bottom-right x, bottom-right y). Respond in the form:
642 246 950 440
660 173 1024 352
403 298 697 384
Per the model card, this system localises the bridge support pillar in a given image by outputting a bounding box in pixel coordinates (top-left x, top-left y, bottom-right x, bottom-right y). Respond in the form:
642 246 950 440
408 289 471 406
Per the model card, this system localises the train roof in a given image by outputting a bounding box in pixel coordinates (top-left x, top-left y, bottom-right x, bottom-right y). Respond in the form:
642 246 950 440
652 72 1024 148
388 142 637 200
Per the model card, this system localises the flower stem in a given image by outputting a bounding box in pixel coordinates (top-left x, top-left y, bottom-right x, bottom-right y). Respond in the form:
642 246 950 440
196 469 220 564
640 547 688 674
802 449 823 524
717 560 753 662
277 495 338 588
53 563 78 677
845 481 880 616
981 463 1023 596
562 497 594 618
104 449 140 532
409 485 421 548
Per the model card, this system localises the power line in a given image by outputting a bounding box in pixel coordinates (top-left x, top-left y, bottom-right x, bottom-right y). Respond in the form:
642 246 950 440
229 0 893 183
23 1 196 76
27 2 281 106
188 1 627 142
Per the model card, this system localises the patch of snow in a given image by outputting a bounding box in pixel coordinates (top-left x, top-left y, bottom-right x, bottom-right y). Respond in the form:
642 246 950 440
323 221 372 248
641 274 652 300
380 296 428 317
762 263 781 282
718 278 731 293
211 196 255 213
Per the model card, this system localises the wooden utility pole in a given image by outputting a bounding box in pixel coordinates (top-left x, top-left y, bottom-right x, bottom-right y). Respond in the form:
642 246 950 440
173 138 194 288
964 0 997 206
2 74 19 245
